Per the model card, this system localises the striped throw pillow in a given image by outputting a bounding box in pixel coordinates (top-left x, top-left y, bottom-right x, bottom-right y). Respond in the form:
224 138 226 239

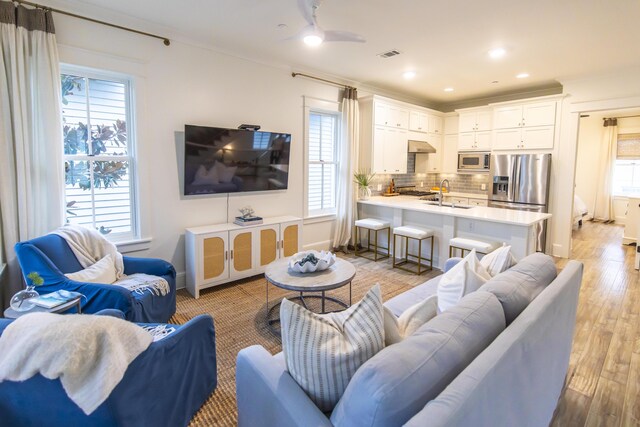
280 284 385 412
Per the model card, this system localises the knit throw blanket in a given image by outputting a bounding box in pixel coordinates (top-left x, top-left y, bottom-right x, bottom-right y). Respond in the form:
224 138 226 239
114 273 170 296
52 224 125 279
0 313 152 415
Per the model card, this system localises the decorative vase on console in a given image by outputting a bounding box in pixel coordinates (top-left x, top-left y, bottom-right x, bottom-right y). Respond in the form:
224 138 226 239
9 272 43 312
354 170 375 201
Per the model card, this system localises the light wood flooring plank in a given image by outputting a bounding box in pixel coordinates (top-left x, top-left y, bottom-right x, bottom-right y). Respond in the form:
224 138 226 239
552 222 640 427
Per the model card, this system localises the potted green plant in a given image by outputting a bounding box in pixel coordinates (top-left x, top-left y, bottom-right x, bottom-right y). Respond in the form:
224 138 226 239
9 272 44 312
353 170 376 200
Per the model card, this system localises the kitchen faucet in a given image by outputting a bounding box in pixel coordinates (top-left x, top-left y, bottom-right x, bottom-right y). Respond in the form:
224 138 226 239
439 179 450 207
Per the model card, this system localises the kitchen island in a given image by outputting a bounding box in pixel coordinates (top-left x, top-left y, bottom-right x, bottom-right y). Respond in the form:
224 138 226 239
358 196 551 269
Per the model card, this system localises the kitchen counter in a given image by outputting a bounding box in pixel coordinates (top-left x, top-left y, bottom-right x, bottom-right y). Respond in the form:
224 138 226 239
360 196 550 226
357 196 552 269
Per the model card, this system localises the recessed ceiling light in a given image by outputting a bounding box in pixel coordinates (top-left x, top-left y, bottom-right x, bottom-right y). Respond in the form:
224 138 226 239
488 48 506 59
516 72 530 79
491 80 499 84
277 23 288 29
402 71 416 80
444 87 454 92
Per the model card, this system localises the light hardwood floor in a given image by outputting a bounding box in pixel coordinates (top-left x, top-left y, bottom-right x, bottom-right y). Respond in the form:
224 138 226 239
551 221 640 426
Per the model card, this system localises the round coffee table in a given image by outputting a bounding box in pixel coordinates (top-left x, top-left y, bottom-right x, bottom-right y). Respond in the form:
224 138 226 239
265 257 356 334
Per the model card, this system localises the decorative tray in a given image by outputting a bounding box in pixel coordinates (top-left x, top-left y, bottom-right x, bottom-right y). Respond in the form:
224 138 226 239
382 192 400 197
288 250 336 273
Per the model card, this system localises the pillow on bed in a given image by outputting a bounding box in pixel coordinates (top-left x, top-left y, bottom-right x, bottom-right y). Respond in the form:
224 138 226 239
66 254 117 284
191 164 219 186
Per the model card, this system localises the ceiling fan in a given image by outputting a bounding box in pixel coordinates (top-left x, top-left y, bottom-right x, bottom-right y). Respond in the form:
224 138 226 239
291 0 366 46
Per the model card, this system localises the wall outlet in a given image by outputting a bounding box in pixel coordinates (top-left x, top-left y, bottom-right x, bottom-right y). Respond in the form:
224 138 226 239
420 181 424 188
481 183 487 191
377 184 382 191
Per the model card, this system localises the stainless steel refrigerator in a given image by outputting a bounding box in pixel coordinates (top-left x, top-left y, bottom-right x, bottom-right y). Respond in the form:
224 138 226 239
489 153 551 252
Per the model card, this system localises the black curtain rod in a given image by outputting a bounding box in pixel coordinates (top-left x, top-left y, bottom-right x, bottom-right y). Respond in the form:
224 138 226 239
603 114 640 120
13 0 170 46
291 72 356 90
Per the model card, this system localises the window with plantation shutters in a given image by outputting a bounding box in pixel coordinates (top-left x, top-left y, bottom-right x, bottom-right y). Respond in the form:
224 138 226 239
61 67 138 240
307 111 339 216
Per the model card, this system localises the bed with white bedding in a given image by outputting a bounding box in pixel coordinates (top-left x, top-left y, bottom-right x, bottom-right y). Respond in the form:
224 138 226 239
574 194 589 227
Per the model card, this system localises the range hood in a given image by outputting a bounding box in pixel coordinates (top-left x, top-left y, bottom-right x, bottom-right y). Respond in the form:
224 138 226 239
408 139 436 154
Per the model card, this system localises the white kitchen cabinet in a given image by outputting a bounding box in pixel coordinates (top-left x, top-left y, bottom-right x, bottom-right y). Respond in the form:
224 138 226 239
444 115 459 135
372 126 407 173
428 115 443 134
410 111 442 134
442 134 459 173
493 100 556 129
409 111 428 132
375 101 409 129
493 125 554 150
185 217 302 298
459 130 491 151
458 108 492 132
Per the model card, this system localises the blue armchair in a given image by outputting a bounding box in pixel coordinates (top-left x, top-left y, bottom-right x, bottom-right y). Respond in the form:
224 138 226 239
0 312 217 427
14 234 176 323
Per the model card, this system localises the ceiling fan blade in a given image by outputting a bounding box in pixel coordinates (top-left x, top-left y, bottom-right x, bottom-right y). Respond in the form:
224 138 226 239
323 30 366 43
297 0 318 26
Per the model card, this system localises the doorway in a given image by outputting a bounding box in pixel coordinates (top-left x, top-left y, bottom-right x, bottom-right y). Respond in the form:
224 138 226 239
572 108 640 253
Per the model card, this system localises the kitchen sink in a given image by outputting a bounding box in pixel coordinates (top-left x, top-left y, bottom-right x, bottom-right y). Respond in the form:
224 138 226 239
423 201 473 209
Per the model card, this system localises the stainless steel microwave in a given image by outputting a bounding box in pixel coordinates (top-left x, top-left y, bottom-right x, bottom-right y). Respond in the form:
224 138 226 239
458 152 490 172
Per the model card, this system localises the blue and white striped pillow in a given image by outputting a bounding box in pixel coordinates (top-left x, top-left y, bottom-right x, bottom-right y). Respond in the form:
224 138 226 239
280 284 385 412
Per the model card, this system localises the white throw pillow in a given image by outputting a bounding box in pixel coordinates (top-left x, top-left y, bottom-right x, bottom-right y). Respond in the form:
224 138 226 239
66 254 117 284
191 164 219 185
214 161 237 183
480 244 517 277
383 295 438 345
280 284 385 412
437 249 491 312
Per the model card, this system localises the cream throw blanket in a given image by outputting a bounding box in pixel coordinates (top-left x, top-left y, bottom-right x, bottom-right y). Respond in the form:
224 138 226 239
53 224 125 279
0 313 152 414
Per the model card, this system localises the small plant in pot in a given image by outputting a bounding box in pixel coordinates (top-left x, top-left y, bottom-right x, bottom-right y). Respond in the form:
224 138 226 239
354 170 376 200
9 272 44 312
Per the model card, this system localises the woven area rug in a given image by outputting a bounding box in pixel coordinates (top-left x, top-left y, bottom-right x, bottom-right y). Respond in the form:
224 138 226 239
169 253 437 426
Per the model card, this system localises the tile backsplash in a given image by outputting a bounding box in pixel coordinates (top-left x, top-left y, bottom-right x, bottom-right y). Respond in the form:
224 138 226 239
369 155 490 195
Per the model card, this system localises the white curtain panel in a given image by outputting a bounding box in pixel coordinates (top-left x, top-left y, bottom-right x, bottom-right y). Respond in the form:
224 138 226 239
0 2 64 307
592 119 618 222
332 88 359 250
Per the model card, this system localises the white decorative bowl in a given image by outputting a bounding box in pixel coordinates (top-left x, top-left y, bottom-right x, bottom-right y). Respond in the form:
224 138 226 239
288 250 336 273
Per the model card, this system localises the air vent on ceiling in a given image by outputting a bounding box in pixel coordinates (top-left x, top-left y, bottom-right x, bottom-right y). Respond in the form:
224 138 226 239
377 49 401 59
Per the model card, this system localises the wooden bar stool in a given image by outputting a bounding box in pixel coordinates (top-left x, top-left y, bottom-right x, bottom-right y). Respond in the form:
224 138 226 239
449 237 499 258
354 218 391 261
392 226 435 275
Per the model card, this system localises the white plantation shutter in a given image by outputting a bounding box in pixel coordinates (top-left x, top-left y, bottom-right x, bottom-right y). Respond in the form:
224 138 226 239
62 68 137 239
308 112 339 215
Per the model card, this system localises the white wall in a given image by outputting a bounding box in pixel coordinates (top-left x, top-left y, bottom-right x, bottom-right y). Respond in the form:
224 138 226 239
52 14 343 284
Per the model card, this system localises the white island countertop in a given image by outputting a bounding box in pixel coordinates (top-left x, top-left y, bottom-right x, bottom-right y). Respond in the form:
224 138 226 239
359 196 551 226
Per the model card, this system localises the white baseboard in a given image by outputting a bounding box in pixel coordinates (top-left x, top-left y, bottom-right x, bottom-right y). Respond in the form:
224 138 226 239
303 240 333 251
176 271 186 290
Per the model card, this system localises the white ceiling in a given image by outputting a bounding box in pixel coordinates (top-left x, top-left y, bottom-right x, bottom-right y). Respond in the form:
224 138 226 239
46 0 640 106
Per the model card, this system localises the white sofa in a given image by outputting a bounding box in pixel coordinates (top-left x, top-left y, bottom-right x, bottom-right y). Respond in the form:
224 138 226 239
236 253 583 427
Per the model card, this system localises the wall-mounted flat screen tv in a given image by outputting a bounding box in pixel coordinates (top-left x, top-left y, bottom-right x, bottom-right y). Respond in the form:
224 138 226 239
184 125 291 195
